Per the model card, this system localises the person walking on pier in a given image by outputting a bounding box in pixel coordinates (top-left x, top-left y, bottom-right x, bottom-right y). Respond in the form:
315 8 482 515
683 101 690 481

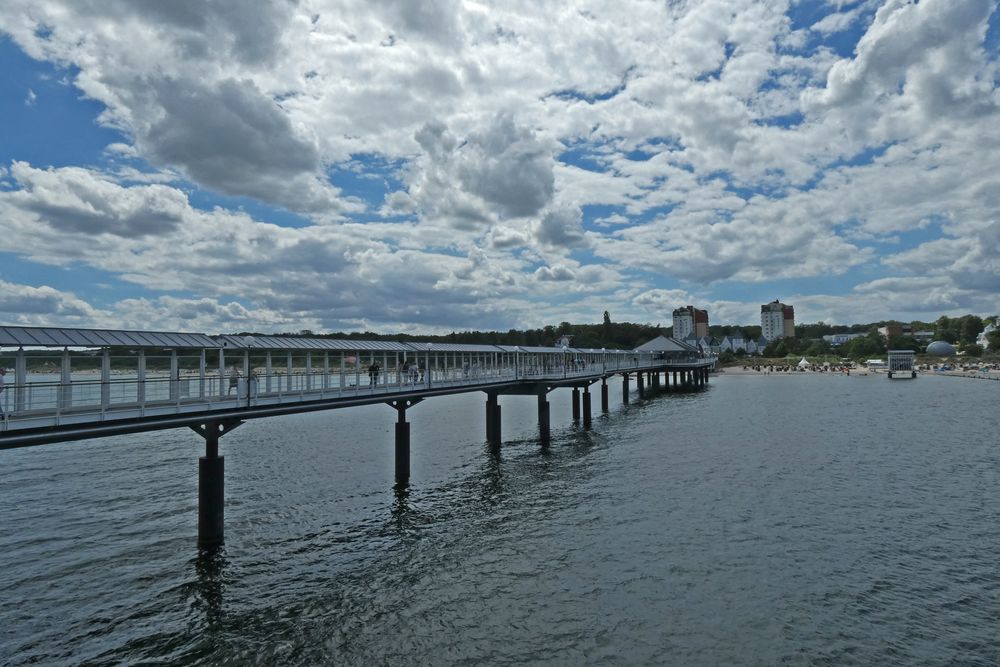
368 361 379 387
227 365 240 395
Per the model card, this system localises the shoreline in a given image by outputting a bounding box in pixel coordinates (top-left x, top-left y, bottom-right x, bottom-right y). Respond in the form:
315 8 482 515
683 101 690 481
716 366 1000 381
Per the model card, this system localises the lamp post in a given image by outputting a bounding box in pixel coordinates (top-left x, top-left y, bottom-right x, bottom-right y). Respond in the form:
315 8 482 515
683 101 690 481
562 345 568 379
602 347 606 373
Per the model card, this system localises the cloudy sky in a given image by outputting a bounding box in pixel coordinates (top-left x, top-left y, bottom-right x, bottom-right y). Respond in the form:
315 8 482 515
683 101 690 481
1 0 999 334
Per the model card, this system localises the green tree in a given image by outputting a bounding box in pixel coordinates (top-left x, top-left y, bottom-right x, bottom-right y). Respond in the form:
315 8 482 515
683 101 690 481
806 340 831 356
987 329 1000 351
602 310 613 343
934 316 958 343
960 315 984 344
764 339 790 357
886 335 920 352
842 331 885 360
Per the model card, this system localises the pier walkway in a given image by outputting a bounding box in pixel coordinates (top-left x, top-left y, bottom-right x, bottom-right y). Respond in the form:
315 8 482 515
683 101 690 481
0 325 714 545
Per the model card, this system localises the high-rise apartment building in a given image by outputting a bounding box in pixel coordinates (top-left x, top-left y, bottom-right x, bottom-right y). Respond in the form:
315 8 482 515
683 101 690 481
672 305 709 339
760 300 794 340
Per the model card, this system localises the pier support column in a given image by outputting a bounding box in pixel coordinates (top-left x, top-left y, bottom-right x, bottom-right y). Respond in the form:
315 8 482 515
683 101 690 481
396 404 410 486
191 420 242 548
622 373 630 405
652 371 660 392
582 385 592 429
637 371 645 398
601 378 609 413
571 388 581 422
387 398 422 486
486 392 502 448
537 392 551 443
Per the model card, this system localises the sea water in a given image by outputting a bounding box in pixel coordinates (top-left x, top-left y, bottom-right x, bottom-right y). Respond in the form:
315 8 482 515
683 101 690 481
2 373 998 665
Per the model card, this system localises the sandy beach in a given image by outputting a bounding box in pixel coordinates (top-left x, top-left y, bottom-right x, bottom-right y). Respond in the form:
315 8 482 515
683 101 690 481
716 365 1000 381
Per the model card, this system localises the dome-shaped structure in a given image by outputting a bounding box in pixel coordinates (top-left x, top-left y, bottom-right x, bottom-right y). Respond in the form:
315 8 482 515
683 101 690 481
926 340 956 356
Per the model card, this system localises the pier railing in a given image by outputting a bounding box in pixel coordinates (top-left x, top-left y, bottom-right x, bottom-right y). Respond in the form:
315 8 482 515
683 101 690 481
0 354 711 433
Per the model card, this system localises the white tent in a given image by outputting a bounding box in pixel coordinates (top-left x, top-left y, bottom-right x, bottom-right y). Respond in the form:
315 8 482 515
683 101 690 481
797 357 811 368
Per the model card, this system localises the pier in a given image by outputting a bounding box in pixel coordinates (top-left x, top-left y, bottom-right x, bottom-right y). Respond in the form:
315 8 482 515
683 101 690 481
0 325 714 546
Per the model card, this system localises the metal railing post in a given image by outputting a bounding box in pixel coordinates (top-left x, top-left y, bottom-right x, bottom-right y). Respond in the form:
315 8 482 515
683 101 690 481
218 348 226 398
266 351 273 394
199 349 206 400
100 353 111 410
60 347 72 410
170 350 179 405
137 350 146 408
323 352 330 393
15 347 26 413
306 352 313 392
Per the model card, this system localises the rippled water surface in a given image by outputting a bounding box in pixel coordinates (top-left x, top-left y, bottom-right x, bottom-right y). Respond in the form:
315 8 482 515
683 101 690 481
3 374 999 665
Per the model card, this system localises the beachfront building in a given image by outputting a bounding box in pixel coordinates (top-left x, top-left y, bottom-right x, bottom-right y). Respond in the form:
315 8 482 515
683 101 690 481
822 333 866 346
877 323 912 340
635 335 701 360
761 300 794 341
686 335 722 355
672 306 709 340
720 335 748 354
977 322 997 349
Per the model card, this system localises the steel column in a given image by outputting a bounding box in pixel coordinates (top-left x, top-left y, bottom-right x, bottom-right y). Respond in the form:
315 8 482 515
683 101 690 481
537 392 550 442
395 403 410 486
14 347 26 413
137 350 145 406
170 350 179 403
192 420 242 548
60 348 72 409
582 385 592 429
100 348 110 409
218 348 226 397
305 352 313 391
601 378 609 412
622 373 630 405
486 392 501 447
571 388 581 421
199 349 206 399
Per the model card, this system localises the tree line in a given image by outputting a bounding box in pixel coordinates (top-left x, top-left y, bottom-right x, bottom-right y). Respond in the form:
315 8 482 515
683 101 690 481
291 311 661 350
269 312 1000 359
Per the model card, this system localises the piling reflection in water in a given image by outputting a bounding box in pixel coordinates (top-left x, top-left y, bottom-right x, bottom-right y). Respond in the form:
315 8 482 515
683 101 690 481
192 547 228 630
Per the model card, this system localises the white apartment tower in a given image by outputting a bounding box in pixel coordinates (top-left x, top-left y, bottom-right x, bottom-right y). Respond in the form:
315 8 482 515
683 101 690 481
672 306 709 339
760 300 795 341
